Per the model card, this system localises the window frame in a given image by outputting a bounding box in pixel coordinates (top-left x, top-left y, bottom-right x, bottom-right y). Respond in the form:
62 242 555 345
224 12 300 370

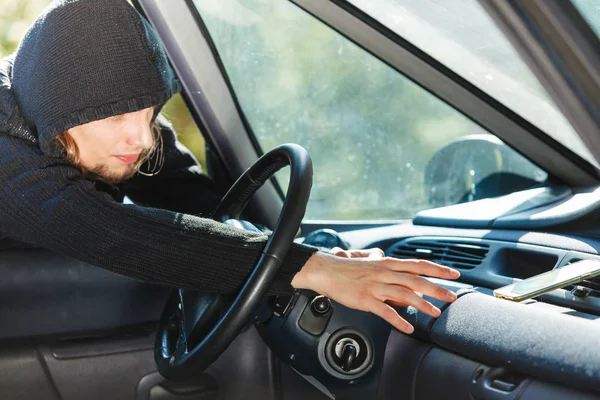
479 0 600 171
137 0 600 227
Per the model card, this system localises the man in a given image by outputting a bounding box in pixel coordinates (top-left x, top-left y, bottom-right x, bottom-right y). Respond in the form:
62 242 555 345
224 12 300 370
0 0 460 335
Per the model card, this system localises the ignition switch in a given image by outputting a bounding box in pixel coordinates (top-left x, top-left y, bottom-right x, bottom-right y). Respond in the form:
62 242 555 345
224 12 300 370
338 341 358 372
322 328 374 378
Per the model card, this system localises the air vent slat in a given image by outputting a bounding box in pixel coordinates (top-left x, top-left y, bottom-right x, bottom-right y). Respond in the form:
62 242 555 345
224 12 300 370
387 239 489 270
444 249 488 260
590 276 600 284
580 280 600 291
440 255 486 263
452 262 482 269
391 250 434 258
447 246 488 256
563 259 600 299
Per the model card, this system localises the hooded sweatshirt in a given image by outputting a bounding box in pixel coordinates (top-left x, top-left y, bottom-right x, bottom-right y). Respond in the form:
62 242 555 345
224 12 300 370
0 0 317 295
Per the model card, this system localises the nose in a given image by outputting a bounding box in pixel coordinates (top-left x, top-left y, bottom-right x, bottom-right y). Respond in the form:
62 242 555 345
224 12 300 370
126 122 153 149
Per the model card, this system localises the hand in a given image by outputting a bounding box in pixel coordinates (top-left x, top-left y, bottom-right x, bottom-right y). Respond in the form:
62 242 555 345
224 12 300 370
328 247 409 308
291 248 460 334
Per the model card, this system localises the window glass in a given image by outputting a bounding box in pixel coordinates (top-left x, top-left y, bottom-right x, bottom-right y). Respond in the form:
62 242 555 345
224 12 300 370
572 0 600 38
193 0 547 220
348 0 598 167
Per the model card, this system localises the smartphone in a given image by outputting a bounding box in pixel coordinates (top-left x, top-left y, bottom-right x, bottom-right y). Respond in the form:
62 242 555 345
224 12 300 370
493 259 600 302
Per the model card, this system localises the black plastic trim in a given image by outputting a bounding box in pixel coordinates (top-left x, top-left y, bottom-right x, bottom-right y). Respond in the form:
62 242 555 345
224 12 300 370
180 0 286 200
479 0 600 167
132 1 220 163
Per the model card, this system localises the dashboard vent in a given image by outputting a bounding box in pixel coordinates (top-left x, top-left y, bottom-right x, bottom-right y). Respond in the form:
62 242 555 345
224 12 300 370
388 239 489 269
564 259 600 299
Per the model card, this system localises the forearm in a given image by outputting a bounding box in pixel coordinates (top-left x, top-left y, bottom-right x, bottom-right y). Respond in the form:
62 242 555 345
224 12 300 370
0 145 316 295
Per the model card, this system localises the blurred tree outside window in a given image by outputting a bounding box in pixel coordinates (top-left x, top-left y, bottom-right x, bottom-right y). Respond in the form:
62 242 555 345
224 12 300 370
0 0 206 170
161 94 206 171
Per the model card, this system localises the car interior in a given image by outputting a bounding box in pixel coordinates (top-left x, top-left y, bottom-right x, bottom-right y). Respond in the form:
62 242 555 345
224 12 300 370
1 0 600 399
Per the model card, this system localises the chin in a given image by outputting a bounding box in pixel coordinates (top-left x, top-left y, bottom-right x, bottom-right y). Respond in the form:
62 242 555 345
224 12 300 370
111 168 137 183
87 164 137 185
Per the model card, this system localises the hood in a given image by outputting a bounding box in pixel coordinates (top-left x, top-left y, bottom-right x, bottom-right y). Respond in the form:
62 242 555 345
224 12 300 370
0 55 37 144
5 0 180 157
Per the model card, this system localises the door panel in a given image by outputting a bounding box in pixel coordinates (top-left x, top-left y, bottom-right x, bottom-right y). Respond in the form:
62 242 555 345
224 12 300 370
0 247 327 399
0 345 60 400
40 339 156 400
0 248 170 339
0 326 326 400
0 247 165 400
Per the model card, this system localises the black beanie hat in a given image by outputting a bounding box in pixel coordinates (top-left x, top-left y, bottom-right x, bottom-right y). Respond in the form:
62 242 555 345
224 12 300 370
11 0 180 157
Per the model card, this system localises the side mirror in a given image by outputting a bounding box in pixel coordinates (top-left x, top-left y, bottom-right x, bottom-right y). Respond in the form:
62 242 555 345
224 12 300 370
423 134 543 208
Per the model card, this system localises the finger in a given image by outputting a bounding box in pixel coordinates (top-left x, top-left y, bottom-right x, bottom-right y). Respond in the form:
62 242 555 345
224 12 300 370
378 271 458 302
367 248 385 259
366 299 415 334
330 247 351 258
380 258 461 280
379 286 441 317
386 299 410 308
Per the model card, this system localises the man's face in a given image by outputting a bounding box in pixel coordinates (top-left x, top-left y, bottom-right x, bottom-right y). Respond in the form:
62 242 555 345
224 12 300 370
66 107 155 184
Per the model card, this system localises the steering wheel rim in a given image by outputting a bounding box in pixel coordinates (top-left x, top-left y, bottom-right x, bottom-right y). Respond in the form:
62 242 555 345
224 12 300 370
155 143 312 381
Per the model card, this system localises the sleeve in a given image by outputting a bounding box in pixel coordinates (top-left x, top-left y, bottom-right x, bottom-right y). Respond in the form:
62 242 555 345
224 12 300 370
120 114 225 216
0 138 318 296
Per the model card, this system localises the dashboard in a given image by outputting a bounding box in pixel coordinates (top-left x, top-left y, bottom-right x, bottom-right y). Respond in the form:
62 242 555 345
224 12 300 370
3 183 600 399
257 219 600 400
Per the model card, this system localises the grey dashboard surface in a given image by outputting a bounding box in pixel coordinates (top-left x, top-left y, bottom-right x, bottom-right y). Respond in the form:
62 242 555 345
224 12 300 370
380 327 600 400
413 186 600 229
338 222 600 254
426 291 600 394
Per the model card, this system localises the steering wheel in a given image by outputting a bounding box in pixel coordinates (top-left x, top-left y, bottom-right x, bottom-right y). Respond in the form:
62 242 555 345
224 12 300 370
155 144 313 381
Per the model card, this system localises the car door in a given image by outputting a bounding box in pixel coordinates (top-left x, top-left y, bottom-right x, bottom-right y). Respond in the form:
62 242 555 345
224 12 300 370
0 243 318 400
140 0 600 399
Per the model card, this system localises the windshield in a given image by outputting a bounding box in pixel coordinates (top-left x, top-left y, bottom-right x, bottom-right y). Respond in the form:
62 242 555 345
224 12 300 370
347 0 599 168
193 0 546 220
